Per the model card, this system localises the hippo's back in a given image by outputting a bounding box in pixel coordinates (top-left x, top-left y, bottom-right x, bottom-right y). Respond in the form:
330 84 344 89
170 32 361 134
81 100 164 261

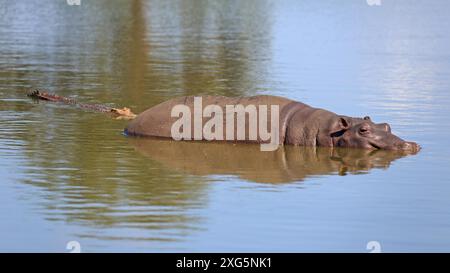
125 95 304 140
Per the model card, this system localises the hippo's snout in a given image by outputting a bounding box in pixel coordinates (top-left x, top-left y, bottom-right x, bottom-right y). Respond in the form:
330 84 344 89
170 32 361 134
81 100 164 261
399 141 421 153
335 119 421 154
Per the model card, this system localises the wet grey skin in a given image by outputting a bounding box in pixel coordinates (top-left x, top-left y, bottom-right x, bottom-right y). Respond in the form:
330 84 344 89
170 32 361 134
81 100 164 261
125 95 421 153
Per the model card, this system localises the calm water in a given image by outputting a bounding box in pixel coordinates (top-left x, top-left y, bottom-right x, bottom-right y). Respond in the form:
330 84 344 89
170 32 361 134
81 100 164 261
1 0 450 252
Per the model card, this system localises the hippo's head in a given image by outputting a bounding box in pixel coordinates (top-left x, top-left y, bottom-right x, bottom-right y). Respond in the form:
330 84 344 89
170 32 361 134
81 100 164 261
331 116 420 153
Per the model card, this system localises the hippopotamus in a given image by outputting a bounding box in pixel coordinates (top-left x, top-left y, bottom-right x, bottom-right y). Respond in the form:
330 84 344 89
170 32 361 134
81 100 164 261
125 95 420 152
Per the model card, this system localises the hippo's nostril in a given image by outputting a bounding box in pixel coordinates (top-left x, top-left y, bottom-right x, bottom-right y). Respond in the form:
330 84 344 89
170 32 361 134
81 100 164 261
401 142 420 153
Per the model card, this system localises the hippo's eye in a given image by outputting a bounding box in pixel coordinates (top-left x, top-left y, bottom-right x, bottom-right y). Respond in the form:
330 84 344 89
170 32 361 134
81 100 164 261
364 116 371 121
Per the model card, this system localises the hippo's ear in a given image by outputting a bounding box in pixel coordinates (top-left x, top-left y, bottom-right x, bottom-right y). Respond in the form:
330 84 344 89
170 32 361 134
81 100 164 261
330 117 350 136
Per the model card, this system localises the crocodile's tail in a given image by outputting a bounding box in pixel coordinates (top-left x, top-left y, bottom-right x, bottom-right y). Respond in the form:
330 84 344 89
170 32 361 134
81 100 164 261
28 89 137 120
28 89 77 104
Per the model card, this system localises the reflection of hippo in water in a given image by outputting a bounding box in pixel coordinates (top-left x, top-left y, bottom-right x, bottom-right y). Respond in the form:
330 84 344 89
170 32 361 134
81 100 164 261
130 139 412 183
126 95 420 152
